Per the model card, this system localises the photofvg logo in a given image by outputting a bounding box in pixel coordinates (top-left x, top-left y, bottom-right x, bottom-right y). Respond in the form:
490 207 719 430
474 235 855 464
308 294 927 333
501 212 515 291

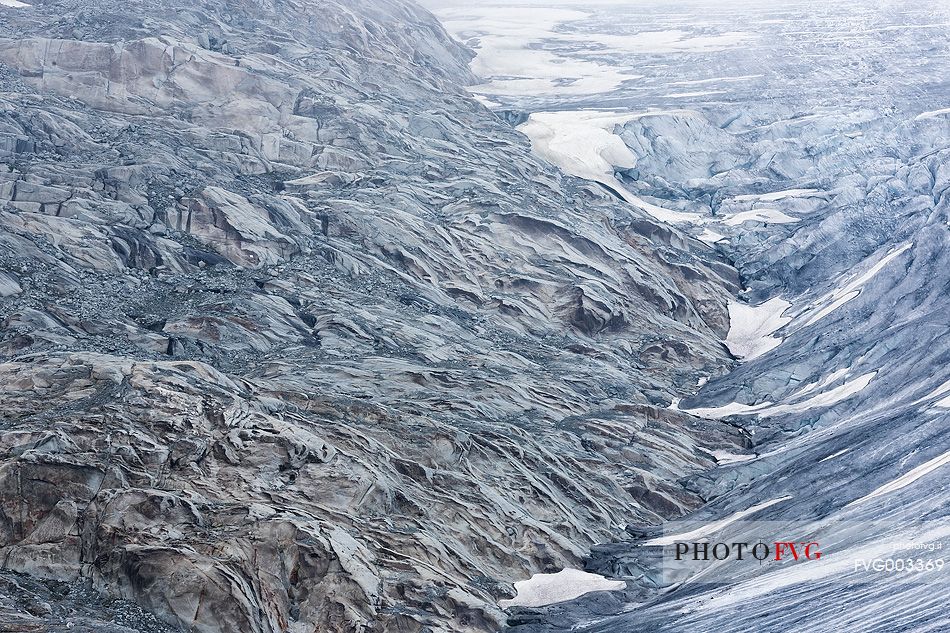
640 519 950 587
673 540 822 562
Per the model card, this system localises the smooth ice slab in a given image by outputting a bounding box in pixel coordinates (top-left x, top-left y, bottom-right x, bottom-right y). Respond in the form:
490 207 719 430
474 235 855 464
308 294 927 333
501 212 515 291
519 110 640 181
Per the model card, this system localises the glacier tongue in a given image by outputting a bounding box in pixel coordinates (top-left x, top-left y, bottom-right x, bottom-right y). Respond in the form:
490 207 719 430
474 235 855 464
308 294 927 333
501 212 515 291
432 0 950 632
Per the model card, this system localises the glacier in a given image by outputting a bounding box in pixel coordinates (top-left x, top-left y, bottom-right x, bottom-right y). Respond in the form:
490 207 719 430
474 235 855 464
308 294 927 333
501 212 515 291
428 0 950 632
0 0 947 632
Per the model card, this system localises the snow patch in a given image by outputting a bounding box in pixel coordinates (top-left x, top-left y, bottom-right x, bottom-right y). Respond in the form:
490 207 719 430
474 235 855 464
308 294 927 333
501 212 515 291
764 372 876 416
519 110 640 182
915 107 950 121
499 568 625 608
818 447 851 463
711 450 757 465
696 228 726 244
674 400 772 418
517 110 705 225
846 449 950 508
680 372 876 419
725 297 792 361
801 243 912 328
721 208 799 226
628 193 704 225
644 496 792 546
0 0 30 7
795 368 850 398
732 188 821 202
912 379 950 408
804 290 860 326
472 93 502 109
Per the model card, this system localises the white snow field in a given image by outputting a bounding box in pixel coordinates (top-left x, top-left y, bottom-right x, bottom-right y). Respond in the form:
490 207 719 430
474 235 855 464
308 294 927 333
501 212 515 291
499 568 626 608
678 372 876 419
518 110 705 224
846 449 950 508
724 297 793 360
435 6 752 96
436 7 636 96
644 496 792 546
801 243 913 328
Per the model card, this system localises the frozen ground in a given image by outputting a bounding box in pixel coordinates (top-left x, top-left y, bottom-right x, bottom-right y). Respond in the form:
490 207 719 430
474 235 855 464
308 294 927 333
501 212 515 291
429 1 950 631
